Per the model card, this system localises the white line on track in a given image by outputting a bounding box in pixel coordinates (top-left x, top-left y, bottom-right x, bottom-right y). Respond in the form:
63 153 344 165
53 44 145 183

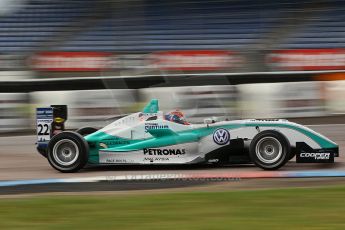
308 124 345 127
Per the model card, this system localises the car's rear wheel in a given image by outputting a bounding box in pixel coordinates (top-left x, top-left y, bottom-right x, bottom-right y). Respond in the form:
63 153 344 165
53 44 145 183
76 127 98 136
249 130 290 170
47 131 88 173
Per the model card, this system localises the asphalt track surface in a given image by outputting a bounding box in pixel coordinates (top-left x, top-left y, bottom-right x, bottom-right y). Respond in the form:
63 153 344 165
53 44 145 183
0 124 344 182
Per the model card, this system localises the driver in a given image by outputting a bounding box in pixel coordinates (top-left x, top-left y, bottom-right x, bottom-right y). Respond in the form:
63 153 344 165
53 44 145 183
164 109 190 125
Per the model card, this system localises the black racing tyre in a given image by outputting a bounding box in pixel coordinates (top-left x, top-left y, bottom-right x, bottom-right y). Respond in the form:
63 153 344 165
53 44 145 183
47 131 89 173
249 130 290 170
76 127 98 136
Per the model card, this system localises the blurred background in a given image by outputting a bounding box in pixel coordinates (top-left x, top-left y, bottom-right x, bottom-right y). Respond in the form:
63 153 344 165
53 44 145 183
1 0 345 132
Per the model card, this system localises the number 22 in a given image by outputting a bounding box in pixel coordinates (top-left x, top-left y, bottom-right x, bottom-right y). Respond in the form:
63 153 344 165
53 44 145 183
38 124 49 135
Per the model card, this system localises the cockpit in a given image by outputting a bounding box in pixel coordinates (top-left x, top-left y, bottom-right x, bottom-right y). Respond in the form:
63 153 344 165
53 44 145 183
140 99 190 125
164 110 190 125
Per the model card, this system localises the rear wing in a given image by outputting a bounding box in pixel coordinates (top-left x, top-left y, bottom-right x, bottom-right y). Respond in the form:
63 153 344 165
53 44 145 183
36 105 67 146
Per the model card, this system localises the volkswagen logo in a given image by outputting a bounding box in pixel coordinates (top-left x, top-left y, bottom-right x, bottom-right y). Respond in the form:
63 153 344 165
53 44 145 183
213 128 230 145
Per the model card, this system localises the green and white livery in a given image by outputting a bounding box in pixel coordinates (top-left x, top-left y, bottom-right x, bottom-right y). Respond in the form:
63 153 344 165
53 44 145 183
36 99 339 172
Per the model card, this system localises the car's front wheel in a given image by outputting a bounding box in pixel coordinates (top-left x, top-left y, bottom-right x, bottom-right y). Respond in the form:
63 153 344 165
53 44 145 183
47 131 88 173
249 130 290 170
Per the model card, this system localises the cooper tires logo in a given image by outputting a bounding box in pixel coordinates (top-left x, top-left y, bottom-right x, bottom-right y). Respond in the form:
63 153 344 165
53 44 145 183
213 128 230 145
300 152 330 160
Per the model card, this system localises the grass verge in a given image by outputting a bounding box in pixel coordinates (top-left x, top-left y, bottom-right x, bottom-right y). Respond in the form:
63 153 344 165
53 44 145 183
0 185 345 229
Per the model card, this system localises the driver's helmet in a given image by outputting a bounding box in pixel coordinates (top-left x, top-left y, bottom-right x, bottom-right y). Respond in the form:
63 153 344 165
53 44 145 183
164 109 189 125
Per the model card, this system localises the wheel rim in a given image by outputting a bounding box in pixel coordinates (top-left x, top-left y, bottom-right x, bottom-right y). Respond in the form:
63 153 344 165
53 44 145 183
52 139 79 166
255 137 282 164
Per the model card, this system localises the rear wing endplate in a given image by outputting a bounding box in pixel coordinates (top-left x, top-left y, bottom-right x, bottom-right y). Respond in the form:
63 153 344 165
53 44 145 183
36 105 67 146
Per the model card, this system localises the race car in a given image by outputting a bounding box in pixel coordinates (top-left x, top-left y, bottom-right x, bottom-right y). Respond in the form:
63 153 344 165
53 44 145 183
36 99 339 172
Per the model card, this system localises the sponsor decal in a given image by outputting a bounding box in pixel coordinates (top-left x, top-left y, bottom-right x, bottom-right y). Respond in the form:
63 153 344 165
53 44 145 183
213 128 230 145
249 119 286 123
145 123 168 132
36 108 53 143
296 142 335 163
54 117 64 123
267 49 345 71
105 158 131 163
143 148 186 155
300 152 331 160
150 50 242 71
102 138 131 146
28 51 244 72
103 140 130 145
144 157 170 162
297 151 334 163
36 107 53 119
30 51 115 71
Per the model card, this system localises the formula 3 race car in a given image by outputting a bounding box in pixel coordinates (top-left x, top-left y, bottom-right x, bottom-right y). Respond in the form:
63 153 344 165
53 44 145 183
36 99 339 172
